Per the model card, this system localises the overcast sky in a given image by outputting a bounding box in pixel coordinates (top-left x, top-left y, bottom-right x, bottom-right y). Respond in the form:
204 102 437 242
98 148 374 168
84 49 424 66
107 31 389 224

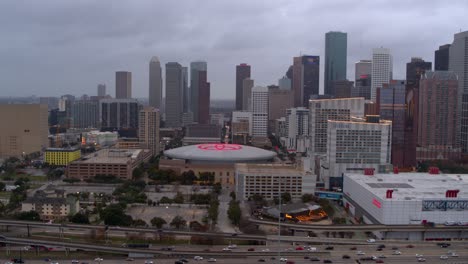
1 0 467 99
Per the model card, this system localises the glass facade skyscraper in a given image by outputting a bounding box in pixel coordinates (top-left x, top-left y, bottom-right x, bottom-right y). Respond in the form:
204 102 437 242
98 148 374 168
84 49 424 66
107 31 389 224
325 31 347 97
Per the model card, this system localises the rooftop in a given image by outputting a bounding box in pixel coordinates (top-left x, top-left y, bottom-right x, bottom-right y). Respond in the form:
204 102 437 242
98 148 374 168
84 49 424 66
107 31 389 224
73 149 145 164
235 163 308 175
344 172 468 201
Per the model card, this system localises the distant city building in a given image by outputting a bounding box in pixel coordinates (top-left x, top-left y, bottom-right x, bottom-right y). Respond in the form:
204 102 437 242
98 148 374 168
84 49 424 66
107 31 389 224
285 107 309 151
242 78 254 111
417 71 460 160
278 76 291 90
435 44 451 71
371 48 393 101
183 124 221 145
449 31 468 153
44 147 81 166
236 63 251 110
324 31 347 97
97 84 106 97
331 80 354 99
379 80 406 167
355 60 372 82
182 66 189 113
0 104 48 158
268 88 294 132
99 99 140 132
325 117 392 190
115 71 132 99
210 113 225 127
181 112 194 127
351 75 371 100
232 111 252 144
68 149 151 181
251 86 269 137
165 62 184 128
404 58 432 167
39 97 59 110
309 98 365 154
292 56 320 107
71 100 99 129
81 131 118 147
139 107 160 156
275 117 287 138
149 57 163 110
190 61 207 122
198 70 210 124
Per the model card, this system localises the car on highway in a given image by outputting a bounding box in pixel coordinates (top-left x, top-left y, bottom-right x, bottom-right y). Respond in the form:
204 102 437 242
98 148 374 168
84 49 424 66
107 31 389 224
11 260 24 264
174 261 184 264
193 256 203 261
449 252 459 257
257 259 266 262
375 260 384 263
378 255 386 258
417 258 426 262
342 255 350 259
350 247 357 250
304 256 309 259
440 255 448 259
50 262 59 264
285 261 295 264
392 251 401 255
72 260 80 264
376 248 382 251
323 260 332 263
227 244 237 249
178 259 188 263
4 261 13 264
306 246 317 251
366 239 376 243
415 254 423 258
356 251 365 255
377 244 385 249
444 221 456 226
261 248 270 252
125 258 134 261
248 248 255 251
295 246 304 250
406 244 415 248
279 258 287 262
222 247 232 251
144 260 153 264
325 246 334 250
310 257 320 261
207 258 216 262
391 246 398 250
94 258 103 262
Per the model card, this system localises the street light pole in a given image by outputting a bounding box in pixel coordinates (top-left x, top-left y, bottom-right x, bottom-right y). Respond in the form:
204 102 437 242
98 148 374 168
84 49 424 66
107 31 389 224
277 177 282 263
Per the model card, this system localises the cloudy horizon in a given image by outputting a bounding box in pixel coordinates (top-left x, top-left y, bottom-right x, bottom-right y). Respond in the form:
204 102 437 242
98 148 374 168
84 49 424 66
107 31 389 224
1 0 467 99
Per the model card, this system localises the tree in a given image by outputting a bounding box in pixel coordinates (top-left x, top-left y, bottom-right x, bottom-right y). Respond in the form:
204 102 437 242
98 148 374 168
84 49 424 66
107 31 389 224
301 193 316 203
132 167 144 180
213 183 222 194
227 200 241 225
170 215 186 229
198 172 214 183
229 191 236 200
0 182 5 191
251 193 264 203
151 217 167 228
281 192 292 203
207 197 219 224
159 196 173 204
132 219 148 227
180 170 196 185
69 212 90 224
100 204 133 226
173 192 184 204
16 211 41 221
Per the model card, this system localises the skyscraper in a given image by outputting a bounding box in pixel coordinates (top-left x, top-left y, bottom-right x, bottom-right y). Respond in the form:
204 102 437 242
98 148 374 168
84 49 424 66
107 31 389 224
285 107 309 151
115 71 132 99
418 71 460 160
371 48 393 101
242 78 254 111
236 63 251 110
268 88 294 133
379 80 406 167
404 58 432 166
182 66 189 113
251 86 269 137
435 44 450 71
72 100 99 129
165 62 183 128
324 31 347 97
149 57 163 110
292 56 320 107
449 31 468 152
190 61 207 122
99 99 140 132
198 71 210 124
278 76 291 90
139 107 160 156
355 60 372 82
97 84 106 97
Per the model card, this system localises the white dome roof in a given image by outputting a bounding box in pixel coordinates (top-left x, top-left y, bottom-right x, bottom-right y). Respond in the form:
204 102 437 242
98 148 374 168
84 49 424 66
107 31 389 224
164 144 276 162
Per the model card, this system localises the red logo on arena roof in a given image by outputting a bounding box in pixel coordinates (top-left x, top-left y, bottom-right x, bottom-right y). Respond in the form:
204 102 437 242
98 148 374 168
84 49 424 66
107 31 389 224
197 144 242 151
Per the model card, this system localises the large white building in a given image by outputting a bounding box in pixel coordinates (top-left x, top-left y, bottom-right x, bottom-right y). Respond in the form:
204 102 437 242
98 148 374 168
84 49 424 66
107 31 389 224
309 98 365 155
371 48 393 101
343 171 468 226
235 163 316 201
251 86 269 137
323 117 392 190
285 107 309 151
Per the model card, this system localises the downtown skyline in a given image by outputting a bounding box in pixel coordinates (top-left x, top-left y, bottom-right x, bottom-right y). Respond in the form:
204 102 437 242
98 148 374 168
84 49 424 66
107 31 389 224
0 0 467 99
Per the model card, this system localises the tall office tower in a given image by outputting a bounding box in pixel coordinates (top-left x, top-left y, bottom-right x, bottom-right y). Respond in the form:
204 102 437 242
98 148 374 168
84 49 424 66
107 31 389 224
198 71 210 124
285 107 309 151
292 56 320 107
351 75 371 99
371 48 393 101
379 80 406 167
449 31 468 153
190 61 207 122
331 80 353 98
242 78 254 111
71 100 99 128
355 60 372 82
165 62 184 128
99 99 140 132
268 88 294 133
278 76 291 90
115 71 132 99
404 58 432 167
149 57 163 109
236 63 251 110
418 71 460 160
326 117 392 190
251 86 269 137
324 31 347 97
309 98 365 154
182 66 189 112
0 104 48 158
97 84 106 97
435 44 451 71
139 107 160 156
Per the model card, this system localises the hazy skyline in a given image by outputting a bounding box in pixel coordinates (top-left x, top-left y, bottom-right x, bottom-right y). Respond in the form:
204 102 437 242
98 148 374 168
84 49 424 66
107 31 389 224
1 0 467 99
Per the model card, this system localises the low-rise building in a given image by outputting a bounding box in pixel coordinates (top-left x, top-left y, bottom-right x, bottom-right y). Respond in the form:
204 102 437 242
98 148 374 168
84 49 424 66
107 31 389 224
44 147 81 166
67 148 151 180
21 190 79 220
81 131 118 147
235 163 315 201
